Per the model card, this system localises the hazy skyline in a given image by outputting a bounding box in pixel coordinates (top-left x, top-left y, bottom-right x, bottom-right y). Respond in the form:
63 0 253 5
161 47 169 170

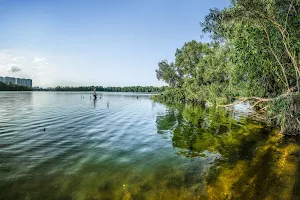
0 0 230 87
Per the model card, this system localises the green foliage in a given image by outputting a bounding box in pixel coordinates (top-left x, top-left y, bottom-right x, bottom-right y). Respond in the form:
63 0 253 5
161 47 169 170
268 93 300 135
202 0 300 96
155 41 231 104
0 82 32 91
152 87 185 103
156 0 300 99
155 0 300 134
156 61 182 88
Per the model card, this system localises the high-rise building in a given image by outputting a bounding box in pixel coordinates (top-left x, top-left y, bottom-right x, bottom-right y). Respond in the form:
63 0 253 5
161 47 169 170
26 79 32 88
1 76 32 88
21 78 26 87
21 79 24 86
16 78 21 85
3 77 16 84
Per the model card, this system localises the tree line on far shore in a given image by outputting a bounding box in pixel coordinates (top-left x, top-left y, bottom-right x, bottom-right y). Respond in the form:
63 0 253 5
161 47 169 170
52 86 166 92
0 81 165 93
0 81 32 91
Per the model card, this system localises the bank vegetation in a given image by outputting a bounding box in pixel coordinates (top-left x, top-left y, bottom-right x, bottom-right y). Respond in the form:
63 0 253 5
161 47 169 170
154 0 300 135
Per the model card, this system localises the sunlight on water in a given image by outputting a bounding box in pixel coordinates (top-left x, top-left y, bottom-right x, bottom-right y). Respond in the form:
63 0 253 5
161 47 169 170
0 92 300 200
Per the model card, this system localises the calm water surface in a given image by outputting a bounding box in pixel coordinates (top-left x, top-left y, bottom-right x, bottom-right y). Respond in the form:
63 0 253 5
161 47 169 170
1 92 300 200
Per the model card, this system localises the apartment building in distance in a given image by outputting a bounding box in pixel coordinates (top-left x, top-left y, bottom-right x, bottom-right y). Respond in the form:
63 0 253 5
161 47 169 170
0 76 32 88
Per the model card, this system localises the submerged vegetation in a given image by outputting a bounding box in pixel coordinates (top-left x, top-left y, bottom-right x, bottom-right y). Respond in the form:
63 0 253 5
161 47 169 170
156 104 300 199
154 0 300 134
2 98 300 200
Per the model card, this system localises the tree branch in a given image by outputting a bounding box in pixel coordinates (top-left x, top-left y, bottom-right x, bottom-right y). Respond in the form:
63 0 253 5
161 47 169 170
285 0 294 31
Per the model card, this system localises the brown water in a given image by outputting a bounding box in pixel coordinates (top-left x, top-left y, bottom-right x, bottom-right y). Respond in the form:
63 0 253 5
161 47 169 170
0 92 300 200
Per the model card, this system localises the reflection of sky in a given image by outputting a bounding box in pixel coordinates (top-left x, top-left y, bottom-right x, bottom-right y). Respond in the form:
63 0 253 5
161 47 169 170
0 91 33 121
231 101 253 120
233 102 252 114
1 92 293 200
0 92 205 181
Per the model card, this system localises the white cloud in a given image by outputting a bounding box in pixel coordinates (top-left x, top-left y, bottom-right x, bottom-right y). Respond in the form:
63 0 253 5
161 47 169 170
32 66 46 69
33 57 46 63
0 52 10 61
10 56 24 61
0 52 25 74
7 65 22 72
0 51 51 86
0 52 24 63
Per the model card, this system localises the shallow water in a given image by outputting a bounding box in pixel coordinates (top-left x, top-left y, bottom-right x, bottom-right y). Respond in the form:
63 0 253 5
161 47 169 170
0 92 300 200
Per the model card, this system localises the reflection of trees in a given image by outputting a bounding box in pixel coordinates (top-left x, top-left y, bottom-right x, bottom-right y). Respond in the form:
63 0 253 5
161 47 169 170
156 104 300 199
156 104 272 160
156 110 178 134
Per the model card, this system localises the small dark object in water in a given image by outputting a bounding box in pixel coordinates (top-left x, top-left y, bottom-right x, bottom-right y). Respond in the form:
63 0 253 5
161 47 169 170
44 128 45 132
137 97 139 99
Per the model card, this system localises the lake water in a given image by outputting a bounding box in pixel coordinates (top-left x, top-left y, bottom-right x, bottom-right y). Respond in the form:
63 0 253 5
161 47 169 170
1 92 300 200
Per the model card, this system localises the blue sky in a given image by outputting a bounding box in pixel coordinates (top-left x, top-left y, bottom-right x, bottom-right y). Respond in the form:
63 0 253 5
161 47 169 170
0 0 230 87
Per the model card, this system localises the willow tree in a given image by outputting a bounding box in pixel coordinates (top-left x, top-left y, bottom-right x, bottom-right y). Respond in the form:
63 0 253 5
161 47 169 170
199 0 300 134
155 0 300 134
155 41 231 104
202 0 300 97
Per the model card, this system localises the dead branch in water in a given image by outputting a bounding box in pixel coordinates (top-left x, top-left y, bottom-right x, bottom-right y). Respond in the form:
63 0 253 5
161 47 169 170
250 99 271 108
216 98 248 108
217 91 295 108
217 97 271 108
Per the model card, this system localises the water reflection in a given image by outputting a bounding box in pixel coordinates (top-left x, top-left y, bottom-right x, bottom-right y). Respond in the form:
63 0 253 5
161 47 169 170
1 92 300 200
156 103 300 199
93 98 97 109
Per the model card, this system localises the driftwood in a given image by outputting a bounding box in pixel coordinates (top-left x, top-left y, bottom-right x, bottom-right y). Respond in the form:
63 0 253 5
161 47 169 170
217 97 271 108
217 91 300 135
217 91 293 109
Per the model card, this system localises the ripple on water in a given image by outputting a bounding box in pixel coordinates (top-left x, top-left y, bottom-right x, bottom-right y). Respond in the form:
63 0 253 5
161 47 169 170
1 92 294 200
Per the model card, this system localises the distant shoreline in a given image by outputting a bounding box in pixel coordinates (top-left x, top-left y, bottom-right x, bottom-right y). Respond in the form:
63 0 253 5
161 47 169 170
0 82 166 92
32 86 166 93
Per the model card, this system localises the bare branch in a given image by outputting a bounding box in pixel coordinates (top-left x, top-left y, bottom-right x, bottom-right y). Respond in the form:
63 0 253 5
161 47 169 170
285 0 294 31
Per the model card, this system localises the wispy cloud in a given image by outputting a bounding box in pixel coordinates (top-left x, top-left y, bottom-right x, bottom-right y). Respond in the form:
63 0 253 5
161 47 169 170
33 57 46 63
0 52 24 62
0 52 10 61
0 52 25 73
32 66 46 69
7 65 22 72
11 56 24 61
0 51 49 86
